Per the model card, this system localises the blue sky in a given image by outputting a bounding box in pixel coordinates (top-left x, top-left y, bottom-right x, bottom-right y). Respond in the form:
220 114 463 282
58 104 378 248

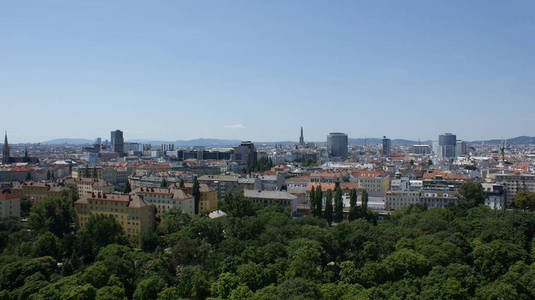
1 1 534 143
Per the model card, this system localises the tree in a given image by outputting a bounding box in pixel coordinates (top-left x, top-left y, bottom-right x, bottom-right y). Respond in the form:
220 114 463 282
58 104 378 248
230 285 254 300
218 192 258 218
62 283 97 300
25 171 32 181
315 185 323 218
92 167 98 179
309 187 316 217
160 178 168 188
32 231 59 258
96 286 127 300
362 189 368 210
158 208 191 234
236 261 268 291
84 165 90 178
46 170 52 181
513 191 535 211
157 287 180 300
286 246 321 280
139 230 160 252
458 182 486 209
211 272 240 299
133 276 166 300
75 214 126 262
81 261 110 289
349 189 357 210
471 239 527 281
254 157 274 172
334 186 344 223
28 196 73 238
192 176 200 214
179 178 185 189
324 189 333 225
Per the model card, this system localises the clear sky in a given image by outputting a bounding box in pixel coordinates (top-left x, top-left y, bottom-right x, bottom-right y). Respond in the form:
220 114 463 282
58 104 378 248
1 0 534 143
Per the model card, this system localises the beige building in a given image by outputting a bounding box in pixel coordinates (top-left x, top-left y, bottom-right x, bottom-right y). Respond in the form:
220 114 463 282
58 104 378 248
12 182 72 204
244 189 297 215
0 189 20 218
357 176 390 192
385 191 421 210
134 186 194 215
490 174 535 208
198 174 239 199
74 192 155 238
385 190 457 210
420 190 457 208
72 166 102 180
70 178 115 199
183 183 218 212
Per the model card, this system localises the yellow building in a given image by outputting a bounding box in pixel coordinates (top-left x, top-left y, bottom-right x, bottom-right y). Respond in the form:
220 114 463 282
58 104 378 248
74 192 155 238
12 182 72 204
70 178 115 199
183 183 218 213
71 166 102 180
357 176 390 192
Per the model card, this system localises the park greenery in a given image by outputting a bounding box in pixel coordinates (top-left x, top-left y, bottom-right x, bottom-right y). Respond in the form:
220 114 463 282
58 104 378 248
1 183 535 299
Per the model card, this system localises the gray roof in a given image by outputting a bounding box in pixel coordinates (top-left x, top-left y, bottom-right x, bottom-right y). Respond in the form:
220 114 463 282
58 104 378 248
244 189 297 200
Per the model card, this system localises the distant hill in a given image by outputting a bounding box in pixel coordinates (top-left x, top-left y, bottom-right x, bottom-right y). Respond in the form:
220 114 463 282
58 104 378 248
470 136 535 145
39 136 535 146
128 138 242 147
41 138 94 145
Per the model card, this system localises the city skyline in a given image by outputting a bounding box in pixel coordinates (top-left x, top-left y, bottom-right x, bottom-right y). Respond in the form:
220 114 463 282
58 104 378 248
2 1 535 142
1 128 533 145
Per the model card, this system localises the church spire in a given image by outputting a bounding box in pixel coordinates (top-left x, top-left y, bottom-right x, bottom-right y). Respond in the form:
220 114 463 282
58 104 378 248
2 131 9 164
299 126 305 146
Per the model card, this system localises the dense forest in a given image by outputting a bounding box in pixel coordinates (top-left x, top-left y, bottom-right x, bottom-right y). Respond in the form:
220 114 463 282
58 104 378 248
1 189 535 299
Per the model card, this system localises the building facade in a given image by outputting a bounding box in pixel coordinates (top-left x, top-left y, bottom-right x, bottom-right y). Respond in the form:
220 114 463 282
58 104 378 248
438 133 457 160
491 174 535 208
74 192 154 238
385 191 421 210
327 133 348 158
0 189 20 218
12 182 71 204
231 141 257 170
70 178 115 199
244 189 297 215
382 136 391 156
111 130 124 157
134 186 194 215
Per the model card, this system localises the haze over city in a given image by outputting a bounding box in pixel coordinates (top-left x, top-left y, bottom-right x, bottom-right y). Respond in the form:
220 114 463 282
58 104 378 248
2 1 535 143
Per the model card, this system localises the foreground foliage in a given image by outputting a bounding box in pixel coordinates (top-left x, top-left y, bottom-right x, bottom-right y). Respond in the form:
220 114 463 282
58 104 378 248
1 193 535 299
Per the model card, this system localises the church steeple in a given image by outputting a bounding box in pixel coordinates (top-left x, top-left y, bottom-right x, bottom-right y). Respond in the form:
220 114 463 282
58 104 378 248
2 131 9 164
299 126 305 146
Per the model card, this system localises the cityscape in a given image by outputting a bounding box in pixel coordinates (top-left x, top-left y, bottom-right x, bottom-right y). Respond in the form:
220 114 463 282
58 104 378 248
2 1 535 299
2 128 534 220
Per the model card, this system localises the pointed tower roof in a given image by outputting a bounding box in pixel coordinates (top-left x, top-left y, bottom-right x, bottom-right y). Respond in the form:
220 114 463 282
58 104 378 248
2 131 9 164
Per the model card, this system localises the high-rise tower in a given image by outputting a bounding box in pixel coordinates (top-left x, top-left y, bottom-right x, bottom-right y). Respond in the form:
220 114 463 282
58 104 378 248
382 136 391 156
327 132 348 158
299 127 305 146
2 132 9 164
111 130 124 156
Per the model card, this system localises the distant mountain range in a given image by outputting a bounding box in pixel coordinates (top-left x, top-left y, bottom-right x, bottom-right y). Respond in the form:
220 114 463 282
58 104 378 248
470 136 535 145
41 138 95 145
38 136 535 146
